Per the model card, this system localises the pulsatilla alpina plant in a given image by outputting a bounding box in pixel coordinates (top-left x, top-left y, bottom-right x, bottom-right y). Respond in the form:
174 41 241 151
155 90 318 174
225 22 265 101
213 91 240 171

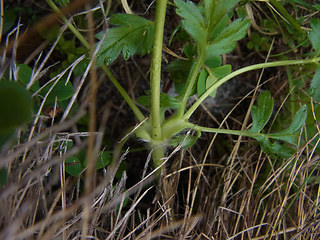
95 0 320 171
2 0 319 178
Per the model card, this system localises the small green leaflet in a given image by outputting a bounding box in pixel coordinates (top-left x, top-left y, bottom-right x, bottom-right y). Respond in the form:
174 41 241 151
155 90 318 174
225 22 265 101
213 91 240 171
197 65 231 98
183 43 197 59
268 105 307 145
254 135 294 158
310 67 320 102
65 150 112 177
308 18 320 56
204 56 222 68
249 91 307 157
205 76 218 98
96 14 154 66
249 91 274 133
174 0 206 46
76 149 112 170
174 0 250 58
39 78 74 104
65 156 83 177
206 65 231 98
204 0 240 39
206 19 251 59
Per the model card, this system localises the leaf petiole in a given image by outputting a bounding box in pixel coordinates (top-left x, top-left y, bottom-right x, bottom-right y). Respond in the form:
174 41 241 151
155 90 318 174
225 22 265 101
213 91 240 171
178 48 206 116
184 57 320 120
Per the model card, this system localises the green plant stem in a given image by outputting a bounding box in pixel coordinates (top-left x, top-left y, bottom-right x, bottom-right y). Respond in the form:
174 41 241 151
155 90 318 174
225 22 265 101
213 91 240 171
162 117 300 145
150 0 168 168
161 119 259 141
46 0 145 122
178 48 205 116
184 57 320 120
101 64 145 122
189 124 260 138
45 0 90 49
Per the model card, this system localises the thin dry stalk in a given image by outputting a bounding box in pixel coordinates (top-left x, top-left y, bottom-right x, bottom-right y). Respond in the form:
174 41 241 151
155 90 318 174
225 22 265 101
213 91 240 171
81 3 98 239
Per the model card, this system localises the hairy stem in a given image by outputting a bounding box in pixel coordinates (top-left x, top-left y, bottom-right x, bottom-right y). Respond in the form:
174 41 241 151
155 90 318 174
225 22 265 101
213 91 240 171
150 0 168 169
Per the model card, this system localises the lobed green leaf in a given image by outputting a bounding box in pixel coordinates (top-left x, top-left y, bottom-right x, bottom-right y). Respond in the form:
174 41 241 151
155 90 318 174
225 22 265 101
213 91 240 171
268 105 307 145
174 0 206 46
96 14 154 66
206 19 251 58
254 135 295 158
204 0 238 26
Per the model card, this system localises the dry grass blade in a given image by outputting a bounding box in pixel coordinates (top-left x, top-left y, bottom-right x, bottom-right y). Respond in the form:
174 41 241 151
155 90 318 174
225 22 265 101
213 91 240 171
81 2 98 239
139 214 202 240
